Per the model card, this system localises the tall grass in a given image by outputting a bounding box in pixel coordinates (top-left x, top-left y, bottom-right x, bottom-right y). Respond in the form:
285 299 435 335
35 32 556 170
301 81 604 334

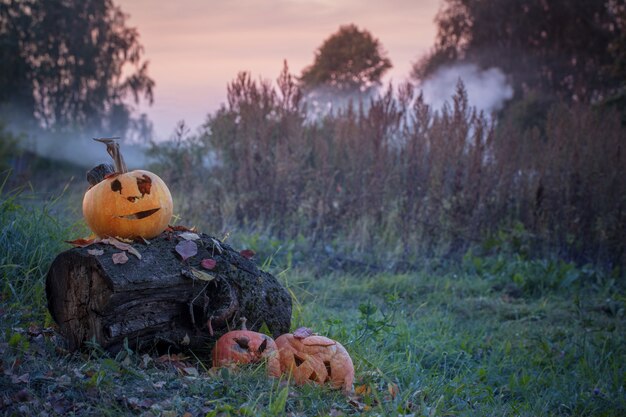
149 66 626 269
0 173 79 312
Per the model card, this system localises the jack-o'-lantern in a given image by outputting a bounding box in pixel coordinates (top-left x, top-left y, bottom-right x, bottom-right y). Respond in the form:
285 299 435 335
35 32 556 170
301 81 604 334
275 329 354 392
82 138 173 239
211 318 281 377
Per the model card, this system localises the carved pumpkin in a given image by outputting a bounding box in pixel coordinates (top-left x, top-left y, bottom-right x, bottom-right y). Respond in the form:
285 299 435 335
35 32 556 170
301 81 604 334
211 319 281 377
82 138 173 239
275 329 354 392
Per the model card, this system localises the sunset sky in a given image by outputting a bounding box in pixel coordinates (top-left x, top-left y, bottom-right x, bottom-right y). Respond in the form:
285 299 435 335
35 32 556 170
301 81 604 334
117 0 441 140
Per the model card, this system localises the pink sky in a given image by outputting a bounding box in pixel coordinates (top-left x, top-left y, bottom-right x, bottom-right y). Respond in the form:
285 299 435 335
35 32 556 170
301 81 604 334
117 0 441 140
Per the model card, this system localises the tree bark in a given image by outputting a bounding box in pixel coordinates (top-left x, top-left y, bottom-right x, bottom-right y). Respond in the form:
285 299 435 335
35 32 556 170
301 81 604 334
45 232 292 353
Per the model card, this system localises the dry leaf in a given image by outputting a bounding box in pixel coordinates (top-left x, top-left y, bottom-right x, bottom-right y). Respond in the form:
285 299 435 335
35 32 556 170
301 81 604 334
156 353 189 363
388 382 399 399
201 258 217 270
167 225 196 232
87 249 104 256
101 237 142 259
66 237 99 247
355 384 371 396
293 327 314 339
112 252 129 264
11 373 29 384
175 240 198 261
240 249 255 259
182 367 199 377
348 396 372 412
190 268 215 282
179 232 201 241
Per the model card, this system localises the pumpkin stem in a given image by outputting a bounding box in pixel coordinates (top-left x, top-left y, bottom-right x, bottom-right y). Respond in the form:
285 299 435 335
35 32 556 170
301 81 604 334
240 317 247 331
93 137 128 174
86 163 115 186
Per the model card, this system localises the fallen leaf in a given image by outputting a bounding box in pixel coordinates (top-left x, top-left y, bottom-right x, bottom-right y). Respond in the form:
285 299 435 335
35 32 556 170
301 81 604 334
176 240 198 261
156 353 189 363
168 225 196 232
126 397 153 410
87 249 104 256
293 327 314 339
211 238 224 254
66 237 98 247
153 380 166 389
13 388 31 402
27 324 41 336
11 373 29 384
179 232 201 241
388 382 399 399
348 396 372 412
190 268 215 282
141 354 152 368
240 249 255 259
182 367 199 377
156 353 192 372
51 396 74 414
201 258 217 270
354 384 371 396
101 237 142 259
112 252 129 264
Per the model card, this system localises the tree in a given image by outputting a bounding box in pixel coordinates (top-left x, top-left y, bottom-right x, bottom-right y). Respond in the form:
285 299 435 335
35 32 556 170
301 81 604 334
300 24 392 93
412 0 623 103
0 0 154 131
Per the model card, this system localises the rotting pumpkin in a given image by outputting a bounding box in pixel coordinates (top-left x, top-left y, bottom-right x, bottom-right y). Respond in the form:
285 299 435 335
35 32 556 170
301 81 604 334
82 138 173 239
211 318 281 377
275 329 354 392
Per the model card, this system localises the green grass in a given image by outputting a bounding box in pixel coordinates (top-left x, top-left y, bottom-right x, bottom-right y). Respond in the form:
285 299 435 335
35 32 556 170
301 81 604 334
1 182 624 416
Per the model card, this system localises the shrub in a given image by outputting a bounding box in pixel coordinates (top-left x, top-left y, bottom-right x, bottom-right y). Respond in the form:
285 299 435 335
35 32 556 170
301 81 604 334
149 67 626 268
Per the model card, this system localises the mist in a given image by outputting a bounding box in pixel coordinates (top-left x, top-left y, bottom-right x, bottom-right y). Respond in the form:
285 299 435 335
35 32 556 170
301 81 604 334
8 118 150 171
30 135 150 169
419 64 513 114
302 86 377 122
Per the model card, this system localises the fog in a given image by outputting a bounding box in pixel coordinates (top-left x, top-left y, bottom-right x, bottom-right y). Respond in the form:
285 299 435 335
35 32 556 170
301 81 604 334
420 64 514 114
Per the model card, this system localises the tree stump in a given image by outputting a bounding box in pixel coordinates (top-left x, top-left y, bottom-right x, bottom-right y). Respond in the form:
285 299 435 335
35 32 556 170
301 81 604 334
45 232 292 353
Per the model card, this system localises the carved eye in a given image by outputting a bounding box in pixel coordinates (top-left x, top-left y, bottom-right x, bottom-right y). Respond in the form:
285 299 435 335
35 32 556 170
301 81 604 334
83 171 173 239
275 333 354 391
212 330 281 378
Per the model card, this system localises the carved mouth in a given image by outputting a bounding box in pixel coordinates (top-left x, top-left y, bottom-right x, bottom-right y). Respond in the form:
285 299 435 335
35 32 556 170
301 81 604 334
117 207 161 220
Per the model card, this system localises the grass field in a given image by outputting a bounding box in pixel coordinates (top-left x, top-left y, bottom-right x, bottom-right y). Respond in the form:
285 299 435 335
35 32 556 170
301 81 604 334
1 183 625 416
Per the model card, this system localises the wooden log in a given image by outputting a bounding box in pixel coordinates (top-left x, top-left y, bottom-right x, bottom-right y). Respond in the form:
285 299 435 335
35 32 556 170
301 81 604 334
45 232 292 353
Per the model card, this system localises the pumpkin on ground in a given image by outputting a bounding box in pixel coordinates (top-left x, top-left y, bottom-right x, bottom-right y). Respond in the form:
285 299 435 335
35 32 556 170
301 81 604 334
211 318 281 377
275 328 354 392
83 138 173 239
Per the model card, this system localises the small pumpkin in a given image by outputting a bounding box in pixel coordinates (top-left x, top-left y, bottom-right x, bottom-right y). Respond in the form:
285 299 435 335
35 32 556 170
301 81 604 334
275 328 354 392
82 138 173 239
211 318 281 377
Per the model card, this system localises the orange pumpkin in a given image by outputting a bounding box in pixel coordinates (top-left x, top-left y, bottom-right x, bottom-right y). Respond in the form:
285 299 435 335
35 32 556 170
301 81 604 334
275 329 354 392
82 138 173 239
211 321 281 377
